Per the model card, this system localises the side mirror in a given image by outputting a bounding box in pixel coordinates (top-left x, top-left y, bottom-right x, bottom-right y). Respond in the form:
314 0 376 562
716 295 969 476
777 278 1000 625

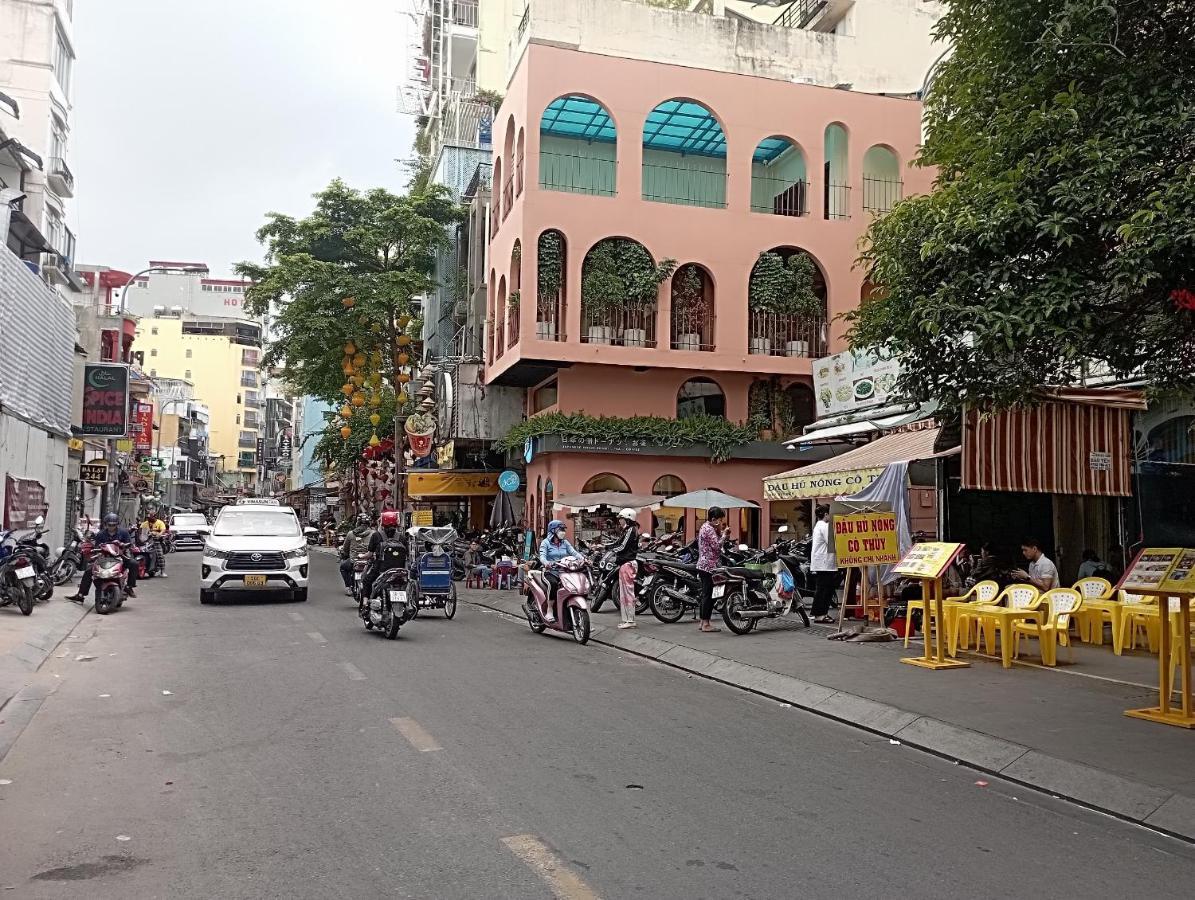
738 543 750 552
778 525 789 534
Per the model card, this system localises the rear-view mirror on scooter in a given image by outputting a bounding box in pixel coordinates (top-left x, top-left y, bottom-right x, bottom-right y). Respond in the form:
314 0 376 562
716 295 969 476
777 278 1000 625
738 543 749 552
778 525 788 534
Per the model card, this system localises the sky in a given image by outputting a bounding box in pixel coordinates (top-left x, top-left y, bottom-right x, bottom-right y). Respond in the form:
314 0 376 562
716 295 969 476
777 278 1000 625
72 0 417 278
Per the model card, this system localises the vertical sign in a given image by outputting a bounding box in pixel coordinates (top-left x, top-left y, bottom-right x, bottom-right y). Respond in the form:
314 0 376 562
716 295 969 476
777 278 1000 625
3 475 48 530
133 402 155 452
79 363 131 437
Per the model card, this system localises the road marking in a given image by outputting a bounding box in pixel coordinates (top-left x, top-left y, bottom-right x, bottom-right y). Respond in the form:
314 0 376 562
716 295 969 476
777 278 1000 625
501 834 600 900
306 631 327 644
340 661 367 681
288 611 305 622
389 717 441 752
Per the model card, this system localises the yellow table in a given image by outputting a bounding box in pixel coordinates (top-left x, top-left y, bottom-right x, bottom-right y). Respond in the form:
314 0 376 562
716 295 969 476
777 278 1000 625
1082 599 1126 654
966 606 1044 669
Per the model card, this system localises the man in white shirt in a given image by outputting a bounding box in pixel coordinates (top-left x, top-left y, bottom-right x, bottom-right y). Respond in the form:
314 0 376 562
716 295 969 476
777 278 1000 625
1013 537 1060 591
809 504 838 623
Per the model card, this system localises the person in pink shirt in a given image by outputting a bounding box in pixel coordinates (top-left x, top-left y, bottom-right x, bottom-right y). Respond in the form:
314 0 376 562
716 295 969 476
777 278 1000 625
697 507 727 632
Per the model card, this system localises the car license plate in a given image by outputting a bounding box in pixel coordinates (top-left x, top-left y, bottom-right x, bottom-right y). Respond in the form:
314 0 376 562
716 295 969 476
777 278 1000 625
712 584 726 598
243 575 268 587
390 590 407 604
14 566 35 580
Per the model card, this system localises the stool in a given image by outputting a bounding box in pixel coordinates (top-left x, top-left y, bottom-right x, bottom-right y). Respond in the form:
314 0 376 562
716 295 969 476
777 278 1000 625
494 566 516 590
466 572 484 589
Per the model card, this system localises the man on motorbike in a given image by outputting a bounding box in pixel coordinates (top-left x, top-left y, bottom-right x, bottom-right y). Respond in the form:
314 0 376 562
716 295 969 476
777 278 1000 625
68 513 138 602
612 508 640 629
339 512 374 597
537 519 579 622
362 510 407 600
140 510 169 577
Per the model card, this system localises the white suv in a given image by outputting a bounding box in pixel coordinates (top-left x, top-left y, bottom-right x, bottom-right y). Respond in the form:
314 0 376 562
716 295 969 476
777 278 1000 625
200 505 309 603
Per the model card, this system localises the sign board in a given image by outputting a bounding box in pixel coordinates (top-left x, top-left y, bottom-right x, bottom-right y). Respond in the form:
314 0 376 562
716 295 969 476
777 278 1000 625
132 401 155 452
81 461 110 484
408 472 499 497
1088 451 1112 472
278 432 292 462
411 509 434 527
498 470 520 493
116 439 134 453
3 476 48 530
763 467 883 501
1118 548 1195 595
812 348 900 417
68 438 84 452
893 541 965 580
832 512 901 568
78 363 131 437
138 462 154 476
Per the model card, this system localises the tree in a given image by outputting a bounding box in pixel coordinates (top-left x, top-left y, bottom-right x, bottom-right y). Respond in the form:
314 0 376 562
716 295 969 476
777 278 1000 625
848 1 1195 411
237 179 462 491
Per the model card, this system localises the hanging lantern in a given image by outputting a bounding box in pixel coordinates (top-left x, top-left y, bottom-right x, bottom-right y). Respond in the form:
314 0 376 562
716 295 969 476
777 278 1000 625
397 391 409 406
369 433 380 447
398 315 411 328
339 405 352 420
370 323 383 334
369 413 381 426
340 425 352 439
369 372 382 388
353 352 366 367
341 383 354 396
397 334 412 347
351 393 366 407
344 341 357 355
342 297 355 308
398 373 410 384
351 374 364 387
397 352 410 367
370 393 382 408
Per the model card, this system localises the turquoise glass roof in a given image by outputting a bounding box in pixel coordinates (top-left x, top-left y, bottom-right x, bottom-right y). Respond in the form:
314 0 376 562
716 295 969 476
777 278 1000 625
541 95 791 162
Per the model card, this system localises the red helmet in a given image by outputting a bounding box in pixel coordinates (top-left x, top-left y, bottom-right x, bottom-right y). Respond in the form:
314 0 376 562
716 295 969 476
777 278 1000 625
380 510 400 528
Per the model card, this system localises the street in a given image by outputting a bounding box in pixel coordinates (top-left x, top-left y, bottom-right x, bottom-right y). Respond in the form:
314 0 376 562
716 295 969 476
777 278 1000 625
0 554 1192 898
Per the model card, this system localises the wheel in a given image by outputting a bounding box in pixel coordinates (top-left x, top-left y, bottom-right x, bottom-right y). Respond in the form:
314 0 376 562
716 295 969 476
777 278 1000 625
199 589 215 605
649 583 687 624
293 588 308 602
444 588 457 619
53 561 76 585
569 607 591 645
383 606 401 639
795 602 811 627
722 591 756 635
526 604 547 634
589 584 607 614
16 585 33 616
635 593 650 616
34 574 53 602
96 586 117 615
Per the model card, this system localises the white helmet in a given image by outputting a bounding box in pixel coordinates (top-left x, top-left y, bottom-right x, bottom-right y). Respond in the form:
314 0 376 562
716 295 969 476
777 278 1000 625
617 508 637 523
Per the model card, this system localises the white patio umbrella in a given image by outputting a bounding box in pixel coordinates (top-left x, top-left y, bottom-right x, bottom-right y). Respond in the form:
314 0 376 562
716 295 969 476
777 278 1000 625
661 489 758 510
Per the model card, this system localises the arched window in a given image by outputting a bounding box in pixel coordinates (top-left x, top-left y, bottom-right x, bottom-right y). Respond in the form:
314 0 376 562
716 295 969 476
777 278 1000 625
1148 416 1195 464
515 127 526 196
491 157 503 234
863 145 901 214
652 475 687 497
539 94 617 196
543 479 555 532
642 99 726 208
583 473 631 493
677 378 726 420
536 230 566 342
823 123 849 220
508 244 522 348
782 382 817 437
581 237 665 347
670 263 714 351
502 115 516 218
751 136 808 217
487 268 497 363
747 247 828 358
510 239 522 292
496 274 507 357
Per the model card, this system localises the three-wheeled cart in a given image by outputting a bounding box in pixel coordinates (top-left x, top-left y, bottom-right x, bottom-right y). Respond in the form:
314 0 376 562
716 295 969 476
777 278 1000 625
407 525 458 618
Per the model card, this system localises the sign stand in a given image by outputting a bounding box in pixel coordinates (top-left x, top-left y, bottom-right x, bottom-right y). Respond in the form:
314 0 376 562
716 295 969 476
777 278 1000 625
895 542 969 671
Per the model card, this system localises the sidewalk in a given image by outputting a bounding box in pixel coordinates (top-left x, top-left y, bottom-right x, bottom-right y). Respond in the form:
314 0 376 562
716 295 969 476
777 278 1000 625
464 586 1195 844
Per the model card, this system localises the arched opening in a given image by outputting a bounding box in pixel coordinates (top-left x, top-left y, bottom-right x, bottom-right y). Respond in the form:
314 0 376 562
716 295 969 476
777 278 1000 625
653 474 687 497
782 382 817 436
677 377 726 420
581 237 672 347
751 136 808 217
642 98 727 208
652 474 687 537
496 274 507 357
670 263 715 351
508 241 522 348
515 127 526 196
536 230 566 341
1147 416 1195 464
491 157 503 235
863 145 901 215
583 472 631 493
747 247 828 358
487 268 497 364
539 94 617 196
543 479 555 534
502 115 516 219
823 123 850 220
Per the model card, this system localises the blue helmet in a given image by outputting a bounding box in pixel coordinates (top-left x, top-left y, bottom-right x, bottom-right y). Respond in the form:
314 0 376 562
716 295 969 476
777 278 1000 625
547 519 566 536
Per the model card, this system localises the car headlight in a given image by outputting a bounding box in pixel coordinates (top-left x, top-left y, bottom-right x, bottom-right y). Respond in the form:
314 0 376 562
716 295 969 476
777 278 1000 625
204 547 231 560
283 548 308 560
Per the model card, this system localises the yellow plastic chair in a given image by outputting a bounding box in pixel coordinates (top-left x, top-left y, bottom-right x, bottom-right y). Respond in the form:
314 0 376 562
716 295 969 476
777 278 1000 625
935 580 1000 653
1071 577 1114 644
1013 588 1084 666
956 584 1042 663
1119 592 1161 652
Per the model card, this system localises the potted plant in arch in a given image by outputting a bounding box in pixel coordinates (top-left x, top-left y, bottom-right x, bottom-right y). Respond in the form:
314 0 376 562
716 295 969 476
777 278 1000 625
581 239 675 346
537 231 563 340
748 251 822 356
672 264 705 351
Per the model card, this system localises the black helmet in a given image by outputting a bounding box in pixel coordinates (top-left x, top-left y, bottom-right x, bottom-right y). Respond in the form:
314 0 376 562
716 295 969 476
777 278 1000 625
356 512 371 527
103 513 120 527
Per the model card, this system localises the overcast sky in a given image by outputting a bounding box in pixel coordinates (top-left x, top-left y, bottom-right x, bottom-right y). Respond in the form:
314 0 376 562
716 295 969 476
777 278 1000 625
72 0 416 278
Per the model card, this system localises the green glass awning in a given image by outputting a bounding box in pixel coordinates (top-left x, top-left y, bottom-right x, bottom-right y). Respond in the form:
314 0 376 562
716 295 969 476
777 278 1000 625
540 95 616 144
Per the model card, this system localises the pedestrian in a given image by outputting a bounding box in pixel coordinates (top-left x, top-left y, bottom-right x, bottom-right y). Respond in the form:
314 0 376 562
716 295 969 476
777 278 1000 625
696 506 727 632
612 508 640 629
1076 548 1113 581
810 503 837 623
1011 537 1059 591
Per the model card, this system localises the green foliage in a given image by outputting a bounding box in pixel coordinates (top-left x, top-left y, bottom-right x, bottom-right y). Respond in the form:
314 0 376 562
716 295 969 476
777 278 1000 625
496 412 756 464
672 263 705 314
581 239 677 313
642 0 691 9
508 289 521 309
537 230 565 307
849 1 1195 411
748 252 822 317
314 394 400 472
472 89 504 111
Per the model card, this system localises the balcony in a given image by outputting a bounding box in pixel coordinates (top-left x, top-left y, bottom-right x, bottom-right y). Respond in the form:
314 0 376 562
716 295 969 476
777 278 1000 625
451 0 478 29
47 157 75 197
748 311 826 358
776 0 828 29
539 150 616 197
581 304 658 349
863 177 903 216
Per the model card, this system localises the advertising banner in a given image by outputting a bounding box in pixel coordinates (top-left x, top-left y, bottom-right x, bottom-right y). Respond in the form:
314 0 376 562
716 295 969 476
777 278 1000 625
133 401 155 452
407 472 499 497
762 467 883 501
812 349 900 417
833 512 901 568
79 363 131 437
3 475 48 530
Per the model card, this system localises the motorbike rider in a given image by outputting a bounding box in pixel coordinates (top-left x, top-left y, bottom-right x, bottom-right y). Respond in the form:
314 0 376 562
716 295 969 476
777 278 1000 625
612 508 640 629
339 512 375 597
537 519 579 622
68 513 138 603
140 510 169 577
362 510 407 601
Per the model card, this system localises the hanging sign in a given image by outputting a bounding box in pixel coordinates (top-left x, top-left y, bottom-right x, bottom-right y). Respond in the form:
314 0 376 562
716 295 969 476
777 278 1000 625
3 476 48 530
498 470 521 493
832 512 900 568
81 461 110 485
892 542 964 580
78 363 131 437
408 472 499 497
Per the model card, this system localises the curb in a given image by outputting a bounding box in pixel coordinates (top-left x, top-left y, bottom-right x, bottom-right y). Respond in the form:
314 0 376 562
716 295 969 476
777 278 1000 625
466 592 1195 844
0 600 90 713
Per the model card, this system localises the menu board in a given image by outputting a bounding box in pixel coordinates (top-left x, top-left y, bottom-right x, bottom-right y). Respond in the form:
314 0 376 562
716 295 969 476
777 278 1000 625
812 348 901 417
892 542 964 580
1118 548 1195 595
1163 549 1195 593
833 512 901 568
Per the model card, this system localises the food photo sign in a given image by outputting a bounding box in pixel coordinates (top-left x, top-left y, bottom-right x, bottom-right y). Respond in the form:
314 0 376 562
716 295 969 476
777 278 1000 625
813 349 901 416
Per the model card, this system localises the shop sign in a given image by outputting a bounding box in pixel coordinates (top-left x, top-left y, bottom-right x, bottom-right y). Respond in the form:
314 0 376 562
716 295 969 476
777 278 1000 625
116 439 134 453
78 363 131 437
81 461 110 484
67 438 84 452
763 467 883 501
833 513 900 568
498 470 520 493
1088 451 1112 472
892 541 965 580
132 401 155 452
558 434 656 453
813 349 901 417
408 472 499 497
3 476 48 530
278 432 292 462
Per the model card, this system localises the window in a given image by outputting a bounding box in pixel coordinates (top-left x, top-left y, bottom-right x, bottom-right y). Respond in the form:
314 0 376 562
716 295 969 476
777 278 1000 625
239 430 257 447
532 380 558 413
582 473 631 493
150 348 157 357
184 370 191 379
185 349 192 359
677 378 726 419
236 394 241 405
235 414 241 425
652 475 686 498
149 369 156 377
244 412 259 429
240 371 258 388
241 348 259 367
45 207 65 253
151 327 158 336
244 389 259 407
237 452 256 469
53 27 73 96
50 118 66 162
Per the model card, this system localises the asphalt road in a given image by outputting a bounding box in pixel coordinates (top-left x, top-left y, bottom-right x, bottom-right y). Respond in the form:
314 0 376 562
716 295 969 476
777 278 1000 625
2 552 1194 899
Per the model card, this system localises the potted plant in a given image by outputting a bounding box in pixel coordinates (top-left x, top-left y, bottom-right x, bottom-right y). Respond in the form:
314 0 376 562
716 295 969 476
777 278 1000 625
748 380 775 440
748 251 823 355
536 231 563 340
672 264 705 351
581 239 675 346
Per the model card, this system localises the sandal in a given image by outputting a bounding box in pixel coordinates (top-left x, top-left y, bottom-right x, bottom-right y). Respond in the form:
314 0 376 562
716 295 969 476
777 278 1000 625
814 615 835 624
699 626 721 632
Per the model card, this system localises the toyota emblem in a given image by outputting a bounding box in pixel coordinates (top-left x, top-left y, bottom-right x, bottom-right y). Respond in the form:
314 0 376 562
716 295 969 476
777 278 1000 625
251 552 262 561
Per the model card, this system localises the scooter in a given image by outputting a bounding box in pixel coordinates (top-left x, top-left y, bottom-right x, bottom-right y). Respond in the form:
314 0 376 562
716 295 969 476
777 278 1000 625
720 540 809 634
589 549 650 615
88 541 130 614
0 530 37 615
50 527 86 585
523 555 593 645
359 553 417 640
13 516 54 602
351 551 372 604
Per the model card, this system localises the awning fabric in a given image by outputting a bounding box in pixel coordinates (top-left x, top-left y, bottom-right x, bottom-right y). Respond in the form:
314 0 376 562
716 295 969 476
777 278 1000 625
552 491 663 512
764 427 949 501
962 397 1137 497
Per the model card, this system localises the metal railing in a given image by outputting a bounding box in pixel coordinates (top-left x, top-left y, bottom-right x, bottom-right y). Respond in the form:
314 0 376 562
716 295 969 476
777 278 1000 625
776 0 828 29
823 183 851 220
581 304 657 348
671 302 715 351
49 156 75 195
748 312 827 358
863 177 903 215
641 162 727 209
538 151 617 197
452 0 478 28
515 149 524 196
751 176 808 217
502 176 514 220
515 5 530 45
507 306 520 347
450 76 477 96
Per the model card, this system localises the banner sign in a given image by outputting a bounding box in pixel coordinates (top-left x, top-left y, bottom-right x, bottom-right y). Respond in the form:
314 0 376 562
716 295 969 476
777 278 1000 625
3 475 48 530
1118 548 1195 595
763 467 883 501
813 348 900 417
80 461 110 484
833 512 901 568
133 401 155 452
78 363 131 437
893 542 965 580
408 472 499 497
278 432 292 462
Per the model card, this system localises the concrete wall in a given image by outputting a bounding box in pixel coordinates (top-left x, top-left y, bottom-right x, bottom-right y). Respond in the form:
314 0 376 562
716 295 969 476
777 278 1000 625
0 412 67 549
122 269 253 321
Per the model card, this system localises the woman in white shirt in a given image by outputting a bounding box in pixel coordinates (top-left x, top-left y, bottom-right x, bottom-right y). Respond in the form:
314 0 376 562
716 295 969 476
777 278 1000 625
810 504 838 623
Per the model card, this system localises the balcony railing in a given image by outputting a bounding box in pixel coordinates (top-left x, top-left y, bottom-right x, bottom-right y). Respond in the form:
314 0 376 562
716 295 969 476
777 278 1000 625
452 0 478 29
751 177 808 217
776 0 828 29
671 302 715 352
48 157 75 197
507 306 520 348
642 162 727 209
539 151 616 197
536 289 565 342
515 149 524 196
581 304 657 348
502 177 514 220
863 177 903 215
748 312 827 358
823 183 851 220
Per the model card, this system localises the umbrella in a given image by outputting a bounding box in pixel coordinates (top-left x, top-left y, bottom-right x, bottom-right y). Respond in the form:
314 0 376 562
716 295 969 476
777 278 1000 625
490 490 516 528
662 489 758 510
551 491 663 512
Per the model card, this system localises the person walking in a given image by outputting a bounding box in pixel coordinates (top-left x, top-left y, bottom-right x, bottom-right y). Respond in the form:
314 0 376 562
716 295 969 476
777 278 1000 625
810 504 837 623
696 506 727 632
612 508 640 629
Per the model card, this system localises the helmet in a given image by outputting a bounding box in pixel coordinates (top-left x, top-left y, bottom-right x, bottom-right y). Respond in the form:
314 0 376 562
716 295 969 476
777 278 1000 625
547 519 566 535
380 510 400 529
103 513 120 527
617 508 637 523
356 512 371 527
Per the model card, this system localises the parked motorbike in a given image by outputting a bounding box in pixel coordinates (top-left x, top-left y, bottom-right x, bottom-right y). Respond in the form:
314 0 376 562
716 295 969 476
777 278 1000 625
523 556 593 645
588 549 650 615
13 517 54 602
642 554 714 623
359 539 416 639
719 539 809 634
0 531 37 615
50 527 86 585
88 541 130 614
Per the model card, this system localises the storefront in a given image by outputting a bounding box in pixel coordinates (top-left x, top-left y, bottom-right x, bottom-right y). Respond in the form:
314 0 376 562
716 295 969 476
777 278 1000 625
407 471 503 531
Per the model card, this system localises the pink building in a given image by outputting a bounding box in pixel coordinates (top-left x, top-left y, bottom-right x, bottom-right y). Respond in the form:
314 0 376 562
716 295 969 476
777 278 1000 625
486 41 932 543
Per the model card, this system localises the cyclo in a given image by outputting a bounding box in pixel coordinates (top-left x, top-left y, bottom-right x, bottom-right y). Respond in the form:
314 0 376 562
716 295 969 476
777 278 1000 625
406 525 459 618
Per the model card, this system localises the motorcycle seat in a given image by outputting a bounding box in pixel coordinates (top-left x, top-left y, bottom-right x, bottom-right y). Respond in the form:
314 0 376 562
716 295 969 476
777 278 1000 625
724 566 768 581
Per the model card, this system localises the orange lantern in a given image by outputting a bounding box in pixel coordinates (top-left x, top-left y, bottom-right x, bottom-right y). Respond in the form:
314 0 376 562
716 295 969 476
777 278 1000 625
351 393 366 407
340 425 352 439
369 413 381 426
339 405 352 419
369 433 381 447
397 352 410 366
344 341 356 355
351 374 364 387
397 334 411 347
397 392 409 406
398 373 410 384
342 297 355 308
398 315 411 328
341 383 354 396
369 393 382 408
352 352 366 367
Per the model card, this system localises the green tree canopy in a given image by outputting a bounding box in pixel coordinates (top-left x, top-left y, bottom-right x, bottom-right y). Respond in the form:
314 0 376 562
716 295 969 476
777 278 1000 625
848 1 1195 411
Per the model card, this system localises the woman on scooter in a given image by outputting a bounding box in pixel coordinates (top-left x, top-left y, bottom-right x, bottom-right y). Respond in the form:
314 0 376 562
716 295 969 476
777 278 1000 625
538 520 579 622
612 508 640 629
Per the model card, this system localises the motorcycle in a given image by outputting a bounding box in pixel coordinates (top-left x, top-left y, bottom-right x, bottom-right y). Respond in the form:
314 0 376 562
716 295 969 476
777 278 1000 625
0 531 37 615
13 516 54 602
642 554 715 623
523 555 593 645
351 551 372 604
50 527 86 585
359 538 416 639
88 541 130 614
720 539 809 634
588 549 650 616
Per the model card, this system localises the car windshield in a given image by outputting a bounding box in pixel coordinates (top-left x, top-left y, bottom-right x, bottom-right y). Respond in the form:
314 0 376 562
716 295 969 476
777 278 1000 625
172 515 207 527
213 510 300 537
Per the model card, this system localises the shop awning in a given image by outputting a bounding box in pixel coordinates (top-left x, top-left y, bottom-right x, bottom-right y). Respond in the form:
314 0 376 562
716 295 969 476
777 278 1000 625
407 472 500 498
552 491 663 512
764 426 953 501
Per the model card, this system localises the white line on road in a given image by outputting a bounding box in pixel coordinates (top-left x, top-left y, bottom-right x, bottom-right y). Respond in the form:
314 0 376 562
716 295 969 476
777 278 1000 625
340 662 367 681
501 834 600 900
306 632 327 644
389 717 441 752
288 611 305 622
